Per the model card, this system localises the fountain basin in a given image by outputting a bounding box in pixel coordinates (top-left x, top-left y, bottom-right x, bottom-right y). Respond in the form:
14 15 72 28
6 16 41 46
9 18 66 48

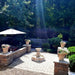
35 48 42 52
32 48 45 62
32 55 45 62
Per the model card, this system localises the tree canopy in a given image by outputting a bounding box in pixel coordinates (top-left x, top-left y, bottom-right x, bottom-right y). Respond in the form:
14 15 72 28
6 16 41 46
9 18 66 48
0 0 75 41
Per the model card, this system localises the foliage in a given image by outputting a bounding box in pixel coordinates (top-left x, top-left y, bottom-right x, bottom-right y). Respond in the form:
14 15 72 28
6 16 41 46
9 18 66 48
69 55 75 72
48 37 61 53
0 0 75 44
47 49 51 52
48 37 61 47
45 0 75 28
42 43 50 52
57 33 63 39
58 50 68 54
42 43 50 48
68 25 75 46
0 0 35 38
47 49 55 53
68 46 75 53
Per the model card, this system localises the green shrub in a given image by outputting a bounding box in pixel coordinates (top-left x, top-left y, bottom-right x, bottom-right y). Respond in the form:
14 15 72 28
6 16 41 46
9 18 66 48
42 43 50 49
47 49 52 52
43 48 47 52
42 43 50 52
57 33 63 39
68 46 75 52
69 25 75 46
47 49 57 53
66 41 71 47
67 46 75 57
69 55 75 72
48 37 61 46
48 37 61 51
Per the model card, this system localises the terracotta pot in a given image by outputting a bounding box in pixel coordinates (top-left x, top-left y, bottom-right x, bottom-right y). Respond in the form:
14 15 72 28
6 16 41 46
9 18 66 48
60 43 65 48
60 41 66 48
2 44 10 54
58 53 67 61
26 40 31 45
2 47 9 54
26 41 30 45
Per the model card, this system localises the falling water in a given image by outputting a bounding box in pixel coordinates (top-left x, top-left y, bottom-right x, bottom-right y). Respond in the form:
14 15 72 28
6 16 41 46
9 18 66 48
35 0 48 38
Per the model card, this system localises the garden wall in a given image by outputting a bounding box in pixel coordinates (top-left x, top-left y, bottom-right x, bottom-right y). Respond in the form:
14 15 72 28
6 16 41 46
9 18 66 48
0 47 26 66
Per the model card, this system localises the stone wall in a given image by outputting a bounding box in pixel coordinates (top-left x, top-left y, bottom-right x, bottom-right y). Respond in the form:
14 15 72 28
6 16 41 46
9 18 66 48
0 47 26 66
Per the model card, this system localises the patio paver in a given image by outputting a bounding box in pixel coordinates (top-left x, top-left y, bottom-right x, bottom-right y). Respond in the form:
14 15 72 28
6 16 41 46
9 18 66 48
0 52 73 75
8 52 57 75
0 67 47 75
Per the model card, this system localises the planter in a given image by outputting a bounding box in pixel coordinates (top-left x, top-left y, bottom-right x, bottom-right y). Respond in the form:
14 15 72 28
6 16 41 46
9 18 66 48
26 41 30 45
2 44 10 54
60 41 66 48
25 40 31 45
57 41 69 61
58 53 67 61
2 47 9 54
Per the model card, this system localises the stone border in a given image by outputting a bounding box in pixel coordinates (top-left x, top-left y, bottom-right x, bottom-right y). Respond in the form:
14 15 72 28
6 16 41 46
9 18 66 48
0 47 26 66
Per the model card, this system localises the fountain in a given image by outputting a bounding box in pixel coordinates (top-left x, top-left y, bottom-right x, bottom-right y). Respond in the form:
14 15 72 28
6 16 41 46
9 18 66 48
32 48 45 62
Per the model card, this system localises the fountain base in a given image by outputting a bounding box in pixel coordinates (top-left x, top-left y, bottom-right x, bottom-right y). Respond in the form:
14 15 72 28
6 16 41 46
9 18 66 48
31 48 45 62
32 55 45 62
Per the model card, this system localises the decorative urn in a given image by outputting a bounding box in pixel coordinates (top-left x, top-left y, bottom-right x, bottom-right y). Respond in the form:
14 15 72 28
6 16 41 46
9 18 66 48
1 44 10 54
57 41 69 61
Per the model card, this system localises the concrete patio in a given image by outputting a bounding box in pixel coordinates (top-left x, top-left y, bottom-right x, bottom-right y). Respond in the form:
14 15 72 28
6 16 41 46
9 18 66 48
8 52 57 75
0 52 74 75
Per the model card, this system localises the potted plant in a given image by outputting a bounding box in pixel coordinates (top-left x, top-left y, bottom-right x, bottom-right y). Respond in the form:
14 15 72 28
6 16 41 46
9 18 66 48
25 39 31 45
57 41 69 61
58 49 69 61
1 44 10 54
